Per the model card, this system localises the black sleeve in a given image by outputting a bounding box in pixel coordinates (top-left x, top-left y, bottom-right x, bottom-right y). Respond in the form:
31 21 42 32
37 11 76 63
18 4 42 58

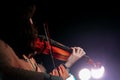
0 66 63 80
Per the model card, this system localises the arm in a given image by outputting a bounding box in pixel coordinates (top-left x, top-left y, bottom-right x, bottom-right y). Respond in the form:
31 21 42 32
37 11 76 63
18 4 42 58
0 65 64 80
0 66 45 80
0 40 62 80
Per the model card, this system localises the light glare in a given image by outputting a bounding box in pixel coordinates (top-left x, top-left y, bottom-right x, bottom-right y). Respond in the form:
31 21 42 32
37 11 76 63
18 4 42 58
78 68 91 80
91 66 105 79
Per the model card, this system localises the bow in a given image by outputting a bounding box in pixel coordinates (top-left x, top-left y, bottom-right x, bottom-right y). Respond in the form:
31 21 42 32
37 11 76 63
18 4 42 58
43 22 61 76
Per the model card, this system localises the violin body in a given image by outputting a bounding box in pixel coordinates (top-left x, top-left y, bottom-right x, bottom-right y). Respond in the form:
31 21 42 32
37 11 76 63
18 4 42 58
34 35 71 61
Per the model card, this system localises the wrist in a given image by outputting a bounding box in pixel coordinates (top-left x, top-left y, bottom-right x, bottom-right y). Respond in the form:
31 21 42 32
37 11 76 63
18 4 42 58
62 64 70 72
64 61 72 68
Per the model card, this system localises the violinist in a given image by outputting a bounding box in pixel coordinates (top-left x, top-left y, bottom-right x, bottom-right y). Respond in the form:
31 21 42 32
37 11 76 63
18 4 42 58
0 1 86 80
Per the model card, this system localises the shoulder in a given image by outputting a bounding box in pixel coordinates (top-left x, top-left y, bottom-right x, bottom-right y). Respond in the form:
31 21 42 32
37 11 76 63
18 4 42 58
0 39 13 58
0 39 19 67
0 39 18 57
0 39 9 50
0 39 13 52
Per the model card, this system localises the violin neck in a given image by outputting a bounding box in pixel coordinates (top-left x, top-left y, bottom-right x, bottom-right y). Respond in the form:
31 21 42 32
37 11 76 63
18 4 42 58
38 35 72 53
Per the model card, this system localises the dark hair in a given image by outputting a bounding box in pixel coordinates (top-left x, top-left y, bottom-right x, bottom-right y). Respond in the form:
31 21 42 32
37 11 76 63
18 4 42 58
0 3 38 58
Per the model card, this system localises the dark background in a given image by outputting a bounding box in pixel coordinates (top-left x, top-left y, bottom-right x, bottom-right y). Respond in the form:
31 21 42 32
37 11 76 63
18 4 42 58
33 2 120 80
2 0 120 80
35 2 120 80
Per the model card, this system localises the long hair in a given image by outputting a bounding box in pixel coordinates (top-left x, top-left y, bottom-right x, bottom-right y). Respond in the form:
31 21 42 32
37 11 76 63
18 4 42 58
0 3 38 58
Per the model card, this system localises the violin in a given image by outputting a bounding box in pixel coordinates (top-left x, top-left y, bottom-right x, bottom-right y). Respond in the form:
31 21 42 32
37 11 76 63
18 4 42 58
33 35 100 67
34 35 72 61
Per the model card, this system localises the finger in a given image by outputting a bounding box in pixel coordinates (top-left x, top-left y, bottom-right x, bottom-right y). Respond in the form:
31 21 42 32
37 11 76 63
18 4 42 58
73 47 81 55
76 47 81 54
58 64 65 73
49 72 52 75
51 69 56 75
79 48 84 54
53 69 59 76
82 51 86 55
58 65 63 76
71 47 76 54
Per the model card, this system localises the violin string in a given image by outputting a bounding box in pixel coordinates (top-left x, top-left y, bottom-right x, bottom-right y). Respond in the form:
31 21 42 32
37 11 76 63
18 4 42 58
43 23 61 76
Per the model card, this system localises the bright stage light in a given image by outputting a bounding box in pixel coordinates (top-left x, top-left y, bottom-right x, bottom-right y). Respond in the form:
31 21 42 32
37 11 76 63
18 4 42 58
78 65 105 80
91 66 105 79
78 68 91 80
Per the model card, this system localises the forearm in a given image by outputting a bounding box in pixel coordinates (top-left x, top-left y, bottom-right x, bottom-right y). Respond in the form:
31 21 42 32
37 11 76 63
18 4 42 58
0 65 44 80
0 66 62 80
